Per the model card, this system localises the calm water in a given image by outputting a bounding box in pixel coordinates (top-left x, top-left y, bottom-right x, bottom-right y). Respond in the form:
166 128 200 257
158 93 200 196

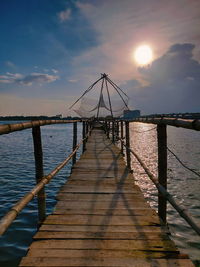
0 121 199 266
129 122 200 265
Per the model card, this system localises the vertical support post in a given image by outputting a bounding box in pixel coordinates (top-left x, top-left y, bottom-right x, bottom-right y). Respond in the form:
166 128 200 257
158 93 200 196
112 120 115 143
82 121 86 153
86 121 89 138
121 121 124 154
157 124 167 224
116 121 119 139
104 121 107 134
125 121 131 170
107 121 110 139
72 122 77 165
32 126 46 225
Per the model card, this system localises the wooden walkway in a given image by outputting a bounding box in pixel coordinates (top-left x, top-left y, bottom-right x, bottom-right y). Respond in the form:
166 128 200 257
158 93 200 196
20 125 193 266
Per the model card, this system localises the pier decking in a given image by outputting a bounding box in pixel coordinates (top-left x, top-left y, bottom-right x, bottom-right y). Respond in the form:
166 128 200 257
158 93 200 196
19 125 193 266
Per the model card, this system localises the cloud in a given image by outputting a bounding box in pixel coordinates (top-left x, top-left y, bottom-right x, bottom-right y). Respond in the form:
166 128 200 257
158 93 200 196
68 79 78 83
0 72 59 86
127 43 200 113
72 0 200 83
139 43 200 84
58 8 71 22
52 68 58 74
5 61 16 68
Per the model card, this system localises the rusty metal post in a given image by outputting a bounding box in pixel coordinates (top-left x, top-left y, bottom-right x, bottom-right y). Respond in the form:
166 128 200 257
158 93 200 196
112 120 115 143
82 121 86 153
32 126 46 224
121 121 124 154
157 124 167 224
72 122 77 165
125 121 131 169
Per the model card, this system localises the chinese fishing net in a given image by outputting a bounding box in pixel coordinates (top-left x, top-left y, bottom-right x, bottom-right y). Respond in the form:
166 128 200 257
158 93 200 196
70 74 129 118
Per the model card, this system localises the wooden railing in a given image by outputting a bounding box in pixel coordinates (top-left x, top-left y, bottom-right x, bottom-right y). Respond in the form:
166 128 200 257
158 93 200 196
0 119 93 235
0 117 200 238
103 117 200 236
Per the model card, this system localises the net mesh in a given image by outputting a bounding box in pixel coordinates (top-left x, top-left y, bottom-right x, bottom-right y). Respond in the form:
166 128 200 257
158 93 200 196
71 75 129 118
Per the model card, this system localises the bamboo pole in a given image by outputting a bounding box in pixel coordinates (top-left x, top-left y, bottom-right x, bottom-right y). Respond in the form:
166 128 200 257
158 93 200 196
112 120 115 143
82 121 86 153
32 126 46 224
121 121 124 154
116 121 119 139
107 121 110 139
125 121 131 169
129 117 200 131
157 124 167 223
0 120 81 135
86 121 89 141
72 122 77 165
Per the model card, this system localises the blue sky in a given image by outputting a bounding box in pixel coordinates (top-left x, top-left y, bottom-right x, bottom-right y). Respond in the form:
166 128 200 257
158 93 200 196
0 0 200 116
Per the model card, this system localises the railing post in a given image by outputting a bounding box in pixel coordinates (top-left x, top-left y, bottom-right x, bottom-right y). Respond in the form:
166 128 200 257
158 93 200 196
112 120 115 143
32 126 46 225
125 121 131 170
107 121 110 139
157 124 167 224
116 121 119 139
86 121 89 141
121 121 124 154
72 122 77 165
82 121 86 153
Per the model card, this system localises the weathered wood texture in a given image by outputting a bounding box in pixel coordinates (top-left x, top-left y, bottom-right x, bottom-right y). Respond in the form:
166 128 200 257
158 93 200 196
20 124 193 266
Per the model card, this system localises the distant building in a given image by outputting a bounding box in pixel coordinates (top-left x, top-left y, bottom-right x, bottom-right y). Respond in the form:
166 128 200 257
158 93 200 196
123 110 141 119
55 114 62 119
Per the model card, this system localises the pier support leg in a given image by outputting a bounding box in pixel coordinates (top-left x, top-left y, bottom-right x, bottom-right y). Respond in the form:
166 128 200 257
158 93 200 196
72 122 77 165
32 126 46 225
125 121 131 170
157 124 167 224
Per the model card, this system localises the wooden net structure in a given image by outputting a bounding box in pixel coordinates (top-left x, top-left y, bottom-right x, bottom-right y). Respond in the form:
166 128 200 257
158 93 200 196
69 74 129 118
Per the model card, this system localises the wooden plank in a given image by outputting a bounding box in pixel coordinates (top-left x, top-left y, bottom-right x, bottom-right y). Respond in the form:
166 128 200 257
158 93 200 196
29 239 177 251
53 208 157 216
20 257 193 267
54 201 151 210
33 231 170 240
39 224 168 233
43 214 161 226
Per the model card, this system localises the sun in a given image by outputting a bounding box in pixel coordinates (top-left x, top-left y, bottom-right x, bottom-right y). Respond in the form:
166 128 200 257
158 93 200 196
134 45 153 65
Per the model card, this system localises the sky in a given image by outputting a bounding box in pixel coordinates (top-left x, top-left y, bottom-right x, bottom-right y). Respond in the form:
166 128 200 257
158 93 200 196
0 0 200 116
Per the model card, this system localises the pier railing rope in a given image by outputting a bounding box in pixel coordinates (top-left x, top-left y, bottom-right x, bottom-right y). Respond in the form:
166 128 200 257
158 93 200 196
104 118 200 237
0 119 93 236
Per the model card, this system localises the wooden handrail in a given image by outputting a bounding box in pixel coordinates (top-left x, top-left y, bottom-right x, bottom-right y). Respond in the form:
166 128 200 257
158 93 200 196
125 117 200 131
0 119 82 135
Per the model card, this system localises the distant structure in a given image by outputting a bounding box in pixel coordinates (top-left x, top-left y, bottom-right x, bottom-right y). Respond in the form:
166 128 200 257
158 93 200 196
123 109 141 119
55 114 62 119
69 73 129 119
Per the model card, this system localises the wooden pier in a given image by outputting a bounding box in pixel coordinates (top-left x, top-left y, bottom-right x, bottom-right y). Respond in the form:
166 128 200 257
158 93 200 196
19 124 193 267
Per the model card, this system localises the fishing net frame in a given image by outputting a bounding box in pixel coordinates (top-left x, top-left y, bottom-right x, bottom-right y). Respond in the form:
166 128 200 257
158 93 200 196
69 73 130 118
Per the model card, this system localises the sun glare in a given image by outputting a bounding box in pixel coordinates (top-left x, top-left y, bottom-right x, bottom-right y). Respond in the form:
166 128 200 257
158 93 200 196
134 45 153 65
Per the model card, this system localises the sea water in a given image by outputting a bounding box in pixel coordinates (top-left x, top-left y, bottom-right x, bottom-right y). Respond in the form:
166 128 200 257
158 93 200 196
0 121 199 266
